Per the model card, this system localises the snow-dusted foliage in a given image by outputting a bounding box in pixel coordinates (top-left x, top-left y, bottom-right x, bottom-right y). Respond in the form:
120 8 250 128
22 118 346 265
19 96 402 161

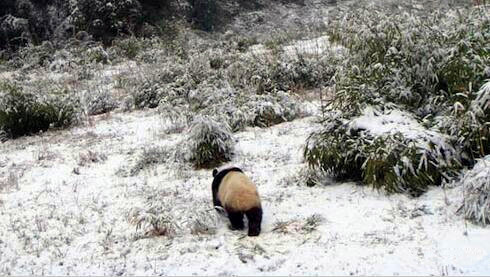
187 116 235 169
71 0 143 43
128 184 220 239
459 156 490 225
324 5 488 159
129 146 179 176
305 108 461 196
0 81 79 138
81 88 118 115
437 79 490 162
280 165 333 187
133 48 311 129
7 41 57 69
128 206 179 238
226 51 336 94
133 81 165 109
306 3 489 195
200 89 306 131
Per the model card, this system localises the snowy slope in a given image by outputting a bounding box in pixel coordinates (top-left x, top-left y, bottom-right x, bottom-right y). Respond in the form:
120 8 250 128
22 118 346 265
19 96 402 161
1 102 489 275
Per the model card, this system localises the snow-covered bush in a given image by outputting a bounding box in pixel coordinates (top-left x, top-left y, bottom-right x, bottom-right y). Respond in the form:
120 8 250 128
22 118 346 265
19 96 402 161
280 165 332 187
189 209 220 236
133 81 165 109
226 51 335 94
129 194 217 238
132 59 188 109
187 116 235 169
72 0 143 44
78 150 107 167
249 91 305 127
83 45 110 64
109 37 143 61
199 89 306 131
144 66 307 130
459 156 490 225
305 108 461 196
129 207 179 238
0 81 79 138
130 38 312 129
324 6 489 161
81 89 118 115
272 214 324 235
159 103 193 134
201 99 251 132
437 80 490 163
9 41 56 69
305 4 489 195
130 146 180 176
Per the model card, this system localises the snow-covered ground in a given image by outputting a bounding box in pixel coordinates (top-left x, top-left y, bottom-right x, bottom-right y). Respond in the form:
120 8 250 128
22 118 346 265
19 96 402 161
1 101 489 275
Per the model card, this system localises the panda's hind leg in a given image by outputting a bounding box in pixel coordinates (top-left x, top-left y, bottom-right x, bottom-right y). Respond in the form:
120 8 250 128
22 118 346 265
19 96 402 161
227 210 244 230
245 207 262 236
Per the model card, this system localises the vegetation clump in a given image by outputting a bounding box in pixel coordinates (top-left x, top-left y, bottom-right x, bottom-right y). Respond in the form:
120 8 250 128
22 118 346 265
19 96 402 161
130 146 179 176
305 108 461 196
305 4 489 196
0 81 78 138
459 156 490 226
187 116 235 169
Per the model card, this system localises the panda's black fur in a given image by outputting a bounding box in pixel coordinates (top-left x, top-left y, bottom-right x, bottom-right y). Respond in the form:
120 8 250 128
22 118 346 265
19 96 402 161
212 167 263 236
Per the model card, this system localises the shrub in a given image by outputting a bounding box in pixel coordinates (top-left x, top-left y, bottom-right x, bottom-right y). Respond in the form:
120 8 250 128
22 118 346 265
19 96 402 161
72 0 143 45
459 156 490 225
82 89 118 115
133 81 164 109
188 209 219 236
272 214 324 235
436 80 490 164
133 61 187 109
249 91 305 127
130 146 178 176
304 108 461 196
305 3 489 196
159 103 193 134
6 41 56 69
129 207 178 238
0 81 78 138
201 89 307 132
304 115 365 181
280 166 332 187
226 51 336 94
86 45 110 64
325 6 489 159
187 116 235 169
109 37 143 61
78 150 107 166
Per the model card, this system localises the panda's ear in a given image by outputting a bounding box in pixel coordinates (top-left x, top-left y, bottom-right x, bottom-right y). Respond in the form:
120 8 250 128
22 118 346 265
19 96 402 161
212 169 218 177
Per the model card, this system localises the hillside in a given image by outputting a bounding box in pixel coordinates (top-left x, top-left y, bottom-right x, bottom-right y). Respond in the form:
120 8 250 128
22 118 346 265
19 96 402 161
0 97 489 275
0 0 489 275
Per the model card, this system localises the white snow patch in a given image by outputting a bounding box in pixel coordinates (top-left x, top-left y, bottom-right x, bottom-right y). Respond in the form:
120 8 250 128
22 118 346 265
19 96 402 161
283 35 332 56
349 106 453 150
250 35 345 58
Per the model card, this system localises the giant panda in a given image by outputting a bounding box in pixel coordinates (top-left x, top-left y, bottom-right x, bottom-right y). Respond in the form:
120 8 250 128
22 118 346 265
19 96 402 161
211 167 263 236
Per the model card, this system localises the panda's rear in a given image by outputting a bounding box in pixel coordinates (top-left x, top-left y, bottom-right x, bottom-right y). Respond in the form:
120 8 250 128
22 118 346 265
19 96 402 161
219 172 261 211
211 167 263 236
